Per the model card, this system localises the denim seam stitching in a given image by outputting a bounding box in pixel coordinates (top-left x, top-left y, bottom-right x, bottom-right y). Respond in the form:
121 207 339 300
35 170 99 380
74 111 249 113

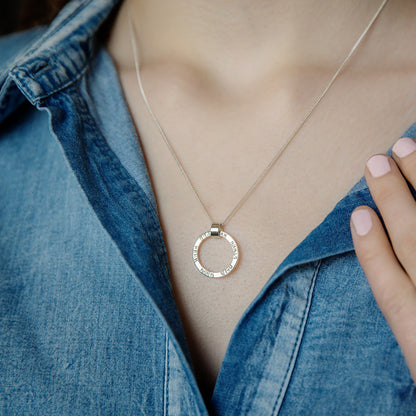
78 70 157 211
7 0 107 103
10 62 91 105
271 259 322 416
70 83 165 249
164 331 169 416
8 0 94 73
79 93 160 229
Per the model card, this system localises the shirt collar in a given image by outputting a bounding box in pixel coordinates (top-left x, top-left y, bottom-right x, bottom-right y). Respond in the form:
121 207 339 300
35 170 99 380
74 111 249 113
271 120 416 284
0 0 121 121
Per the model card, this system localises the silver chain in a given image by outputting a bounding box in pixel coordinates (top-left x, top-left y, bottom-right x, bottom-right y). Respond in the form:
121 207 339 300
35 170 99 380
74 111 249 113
128 0 388 227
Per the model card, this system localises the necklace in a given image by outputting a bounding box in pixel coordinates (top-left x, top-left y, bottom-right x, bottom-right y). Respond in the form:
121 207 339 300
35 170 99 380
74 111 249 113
128 0 388 278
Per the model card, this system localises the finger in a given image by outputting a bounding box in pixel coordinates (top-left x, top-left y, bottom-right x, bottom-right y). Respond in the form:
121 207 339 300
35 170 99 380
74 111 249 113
351 207 416 381
365 154 416 280
392 137 416 188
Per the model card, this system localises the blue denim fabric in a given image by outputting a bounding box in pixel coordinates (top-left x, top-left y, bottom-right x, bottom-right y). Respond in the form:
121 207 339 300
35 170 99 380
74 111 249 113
1 1 416 415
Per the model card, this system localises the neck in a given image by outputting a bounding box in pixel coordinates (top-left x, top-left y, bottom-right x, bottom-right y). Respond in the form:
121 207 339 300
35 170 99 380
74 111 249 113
108 0 393 89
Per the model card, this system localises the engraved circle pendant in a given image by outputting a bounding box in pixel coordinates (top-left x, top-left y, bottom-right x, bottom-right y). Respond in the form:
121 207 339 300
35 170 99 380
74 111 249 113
193 224 239 278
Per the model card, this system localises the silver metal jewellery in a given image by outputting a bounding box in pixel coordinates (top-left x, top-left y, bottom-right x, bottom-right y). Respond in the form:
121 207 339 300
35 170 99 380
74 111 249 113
192 224 239 278
127 0 389 278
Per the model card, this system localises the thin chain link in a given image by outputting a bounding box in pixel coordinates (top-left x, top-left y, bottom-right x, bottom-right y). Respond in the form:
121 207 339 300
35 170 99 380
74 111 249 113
128 0 388 227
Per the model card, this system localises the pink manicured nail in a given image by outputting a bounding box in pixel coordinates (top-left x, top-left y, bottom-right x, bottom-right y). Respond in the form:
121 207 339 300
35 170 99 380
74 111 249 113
351 209 372 236
392 137 416 158
366 154 391 178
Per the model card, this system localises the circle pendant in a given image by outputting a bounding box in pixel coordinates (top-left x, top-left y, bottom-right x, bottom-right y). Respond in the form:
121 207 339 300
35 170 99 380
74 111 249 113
192 226 239 278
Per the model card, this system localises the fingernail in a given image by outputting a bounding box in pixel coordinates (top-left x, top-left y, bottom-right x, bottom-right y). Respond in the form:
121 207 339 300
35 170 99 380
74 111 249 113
351 209 372 236
366 154 391 178
392 137 416 158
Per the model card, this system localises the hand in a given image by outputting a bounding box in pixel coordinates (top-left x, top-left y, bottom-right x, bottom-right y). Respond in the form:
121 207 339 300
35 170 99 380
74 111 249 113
350 137 416 384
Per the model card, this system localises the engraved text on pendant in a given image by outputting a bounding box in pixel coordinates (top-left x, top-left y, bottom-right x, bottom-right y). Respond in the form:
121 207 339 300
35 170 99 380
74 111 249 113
192 225 239 278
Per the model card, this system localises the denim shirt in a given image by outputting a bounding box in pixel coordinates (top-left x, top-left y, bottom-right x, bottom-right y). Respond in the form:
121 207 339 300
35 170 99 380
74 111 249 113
1 1 416 415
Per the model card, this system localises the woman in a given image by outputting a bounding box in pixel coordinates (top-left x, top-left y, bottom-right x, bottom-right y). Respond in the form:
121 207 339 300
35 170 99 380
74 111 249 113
1 0 415 414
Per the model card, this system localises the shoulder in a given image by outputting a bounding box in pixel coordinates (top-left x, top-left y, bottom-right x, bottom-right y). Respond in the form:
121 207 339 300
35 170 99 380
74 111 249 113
0 1 119 127
0 27 49 124
0 27 47 75
0 1 119 110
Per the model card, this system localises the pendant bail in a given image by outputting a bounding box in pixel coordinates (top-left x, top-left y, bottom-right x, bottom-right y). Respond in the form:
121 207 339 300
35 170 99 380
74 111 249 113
210 224 223 236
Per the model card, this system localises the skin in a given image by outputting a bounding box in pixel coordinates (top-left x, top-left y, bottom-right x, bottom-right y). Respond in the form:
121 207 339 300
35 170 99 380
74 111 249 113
107 0 416 400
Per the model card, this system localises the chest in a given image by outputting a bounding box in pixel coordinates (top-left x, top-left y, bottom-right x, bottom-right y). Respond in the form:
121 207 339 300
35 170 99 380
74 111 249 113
118 67 416 396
